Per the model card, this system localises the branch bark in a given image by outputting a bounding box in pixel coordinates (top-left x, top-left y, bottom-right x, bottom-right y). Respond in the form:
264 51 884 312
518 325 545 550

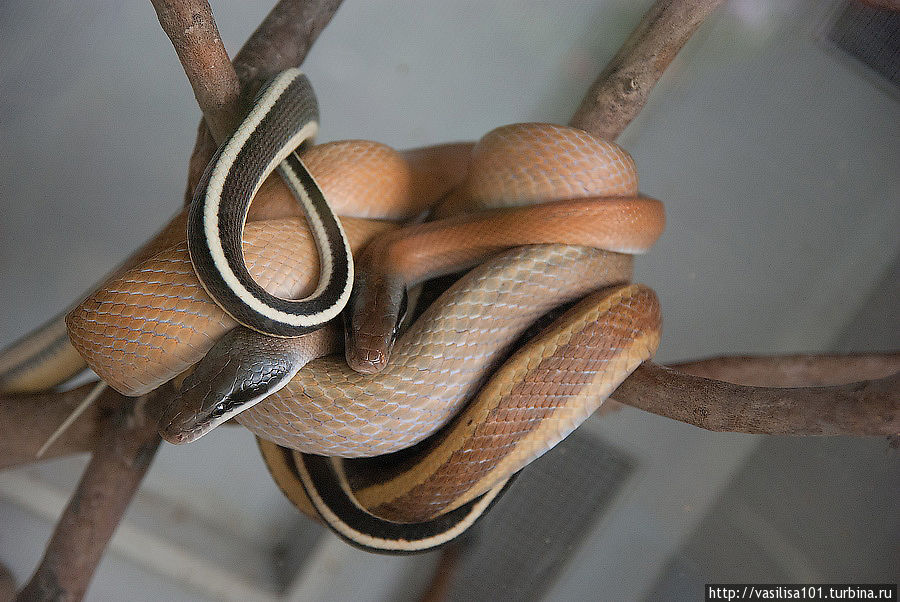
15 389 165 602
670 352 900 387
613 362 899 435
149 0 243 141
4 353 895 472
231 0 344 95
570 0 726 139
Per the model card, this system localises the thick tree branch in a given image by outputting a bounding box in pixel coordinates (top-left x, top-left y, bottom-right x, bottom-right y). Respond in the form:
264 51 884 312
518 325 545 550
570 0 726 139
15 389 166 602
613 362 899 435
150 0 243 141
4 352 895 470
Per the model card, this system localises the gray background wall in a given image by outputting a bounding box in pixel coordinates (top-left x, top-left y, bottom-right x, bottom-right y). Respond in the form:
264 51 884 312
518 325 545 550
1 0 897 600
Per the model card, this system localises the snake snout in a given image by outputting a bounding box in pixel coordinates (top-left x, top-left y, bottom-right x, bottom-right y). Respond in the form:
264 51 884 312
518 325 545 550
158 388 213 445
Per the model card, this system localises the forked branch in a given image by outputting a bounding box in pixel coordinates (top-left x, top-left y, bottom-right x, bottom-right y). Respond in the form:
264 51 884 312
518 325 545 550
171 0 345 201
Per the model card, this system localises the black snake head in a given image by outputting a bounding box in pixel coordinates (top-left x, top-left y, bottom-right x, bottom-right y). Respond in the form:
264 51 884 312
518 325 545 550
158 327 306 444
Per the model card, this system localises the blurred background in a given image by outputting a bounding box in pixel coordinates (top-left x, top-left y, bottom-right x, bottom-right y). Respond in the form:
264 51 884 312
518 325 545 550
0 0 897 600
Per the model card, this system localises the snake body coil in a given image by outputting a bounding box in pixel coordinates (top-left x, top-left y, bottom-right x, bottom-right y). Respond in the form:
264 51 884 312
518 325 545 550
63 112 665 551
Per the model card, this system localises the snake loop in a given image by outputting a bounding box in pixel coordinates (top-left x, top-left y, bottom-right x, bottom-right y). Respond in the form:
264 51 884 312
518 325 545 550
188 69 354 337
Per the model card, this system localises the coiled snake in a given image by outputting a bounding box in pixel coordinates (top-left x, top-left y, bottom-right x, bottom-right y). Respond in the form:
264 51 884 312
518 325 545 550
7 72 665 552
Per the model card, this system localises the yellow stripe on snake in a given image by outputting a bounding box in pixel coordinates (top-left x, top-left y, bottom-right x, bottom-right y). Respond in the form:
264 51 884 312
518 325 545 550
54 123 664 551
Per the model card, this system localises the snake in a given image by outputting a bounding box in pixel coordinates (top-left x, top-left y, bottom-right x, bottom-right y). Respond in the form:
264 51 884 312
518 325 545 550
187 68 354 337
6 72 665 552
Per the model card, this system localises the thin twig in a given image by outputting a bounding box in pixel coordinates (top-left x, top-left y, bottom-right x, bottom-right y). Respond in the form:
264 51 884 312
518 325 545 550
35 383 109 459
0 383 122 470
15 389 166 602
570 0 726 139
613 362 899 435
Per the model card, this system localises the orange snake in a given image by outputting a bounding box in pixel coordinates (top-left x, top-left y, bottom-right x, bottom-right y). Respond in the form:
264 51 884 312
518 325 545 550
12 123 665 551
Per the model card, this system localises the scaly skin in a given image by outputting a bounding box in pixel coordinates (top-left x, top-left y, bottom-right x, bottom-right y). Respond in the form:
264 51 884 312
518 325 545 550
65 123 664 521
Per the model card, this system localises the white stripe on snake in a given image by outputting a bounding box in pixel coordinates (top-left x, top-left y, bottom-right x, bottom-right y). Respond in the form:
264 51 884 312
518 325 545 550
188 68 354 337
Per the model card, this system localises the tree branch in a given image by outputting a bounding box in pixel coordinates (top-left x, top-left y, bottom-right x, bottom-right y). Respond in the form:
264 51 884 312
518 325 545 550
0 383 123 470
150 0 243 142
231 0 344 95
670 352 900 387
15 389 166 602
613 361 899 436
570 0 726 139
5 353 894 470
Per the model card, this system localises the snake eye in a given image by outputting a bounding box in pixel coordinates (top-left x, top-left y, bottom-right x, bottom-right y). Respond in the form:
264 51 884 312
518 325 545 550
214 402 226 415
